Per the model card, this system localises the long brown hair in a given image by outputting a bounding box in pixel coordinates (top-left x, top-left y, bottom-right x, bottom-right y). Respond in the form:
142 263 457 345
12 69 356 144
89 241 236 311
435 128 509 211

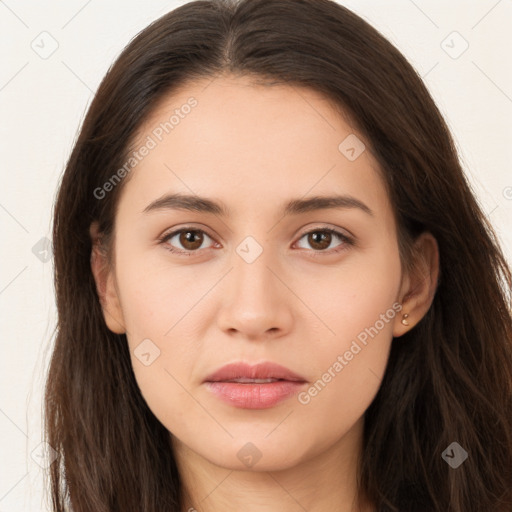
45 0 512 510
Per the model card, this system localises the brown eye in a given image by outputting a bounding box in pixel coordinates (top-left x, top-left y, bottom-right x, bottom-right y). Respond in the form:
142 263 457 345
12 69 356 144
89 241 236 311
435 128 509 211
160 228 214 254
178 230 204 250
296 228 351 253
307 231 332 250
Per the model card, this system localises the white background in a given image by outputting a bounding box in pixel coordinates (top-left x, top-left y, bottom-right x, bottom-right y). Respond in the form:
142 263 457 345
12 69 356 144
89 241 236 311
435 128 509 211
1 0 511 509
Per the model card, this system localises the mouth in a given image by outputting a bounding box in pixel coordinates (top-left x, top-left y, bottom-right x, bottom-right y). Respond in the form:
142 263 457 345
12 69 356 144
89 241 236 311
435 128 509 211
203 362 307 409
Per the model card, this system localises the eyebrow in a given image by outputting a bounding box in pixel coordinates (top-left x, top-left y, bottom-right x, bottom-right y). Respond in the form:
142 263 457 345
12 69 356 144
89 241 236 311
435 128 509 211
142 193 374 217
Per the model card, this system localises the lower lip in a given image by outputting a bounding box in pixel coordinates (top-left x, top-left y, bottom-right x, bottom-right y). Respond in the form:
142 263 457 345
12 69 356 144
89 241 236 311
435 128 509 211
204 380 306 409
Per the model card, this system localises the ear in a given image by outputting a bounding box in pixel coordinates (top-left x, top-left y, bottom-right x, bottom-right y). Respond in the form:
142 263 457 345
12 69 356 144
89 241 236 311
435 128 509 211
89 221 126 334
393 231 440 337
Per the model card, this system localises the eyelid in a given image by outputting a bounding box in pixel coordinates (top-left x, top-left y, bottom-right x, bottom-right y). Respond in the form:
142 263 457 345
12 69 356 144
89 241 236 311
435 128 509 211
297 223 354 240
158 223 216 240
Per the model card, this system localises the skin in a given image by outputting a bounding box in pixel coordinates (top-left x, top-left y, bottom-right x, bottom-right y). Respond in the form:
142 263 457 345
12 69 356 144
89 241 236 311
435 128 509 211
90 74 439 512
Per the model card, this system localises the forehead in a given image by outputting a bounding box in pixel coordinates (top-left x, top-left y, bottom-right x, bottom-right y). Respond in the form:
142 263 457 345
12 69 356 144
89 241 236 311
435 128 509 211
121 75 390 219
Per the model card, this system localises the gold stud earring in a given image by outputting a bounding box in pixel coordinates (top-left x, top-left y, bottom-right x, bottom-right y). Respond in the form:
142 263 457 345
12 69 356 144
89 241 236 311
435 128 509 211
401 313 410 326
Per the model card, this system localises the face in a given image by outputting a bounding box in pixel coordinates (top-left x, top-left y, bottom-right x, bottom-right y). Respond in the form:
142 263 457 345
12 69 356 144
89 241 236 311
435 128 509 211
94 74 413 472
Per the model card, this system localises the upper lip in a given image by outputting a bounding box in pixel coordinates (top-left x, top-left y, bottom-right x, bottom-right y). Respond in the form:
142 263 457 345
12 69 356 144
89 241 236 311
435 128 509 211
203 362 307 383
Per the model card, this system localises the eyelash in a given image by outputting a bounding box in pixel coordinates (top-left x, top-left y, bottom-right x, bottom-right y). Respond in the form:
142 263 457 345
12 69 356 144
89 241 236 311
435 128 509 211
158 226 354 257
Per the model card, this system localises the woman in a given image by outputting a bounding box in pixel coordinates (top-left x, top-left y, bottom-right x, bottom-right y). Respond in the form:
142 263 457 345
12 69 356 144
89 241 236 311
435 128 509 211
44 0 512 510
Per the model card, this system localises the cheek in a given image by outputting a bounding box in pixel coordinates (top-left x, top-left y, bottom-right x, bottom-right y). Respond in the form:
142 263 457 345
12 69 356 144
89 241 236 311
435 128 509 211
294 246 401 416
118 274 203 436
113 255 205 402
116 251 206 340
294 308 396 448
298 239 401 345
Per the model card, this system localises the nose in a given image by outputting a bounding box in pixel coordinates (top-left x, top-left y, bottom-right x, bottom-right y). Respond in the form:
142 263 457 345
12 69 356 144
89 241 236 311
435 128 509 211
216 243 294 341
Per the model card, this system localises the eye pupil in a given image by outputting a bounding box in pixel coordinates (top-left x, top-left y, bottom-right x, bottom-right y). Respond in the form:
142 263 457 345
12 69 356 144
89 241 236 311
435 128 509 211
309 231 331 250
180 230 203 250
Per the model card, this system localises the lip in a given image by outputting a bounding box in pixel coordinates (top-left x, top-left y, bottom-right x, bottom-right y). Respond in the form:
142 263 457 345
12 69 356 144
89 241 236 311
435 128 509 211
203 361 307 383
203 362 308 409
